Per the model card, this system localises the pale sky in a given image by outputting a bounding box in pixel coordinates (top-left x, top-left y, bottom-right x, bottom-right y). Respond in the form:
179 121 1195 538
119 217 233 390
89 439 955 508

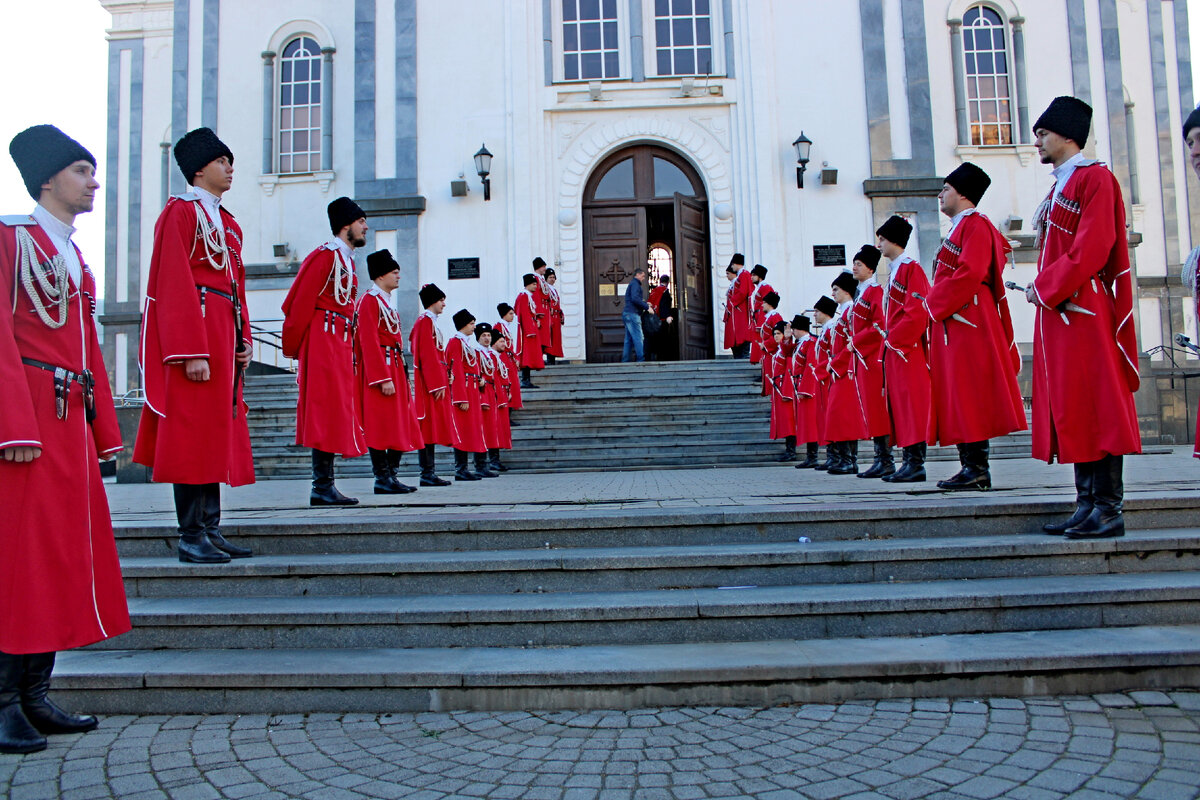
1 1 1199 297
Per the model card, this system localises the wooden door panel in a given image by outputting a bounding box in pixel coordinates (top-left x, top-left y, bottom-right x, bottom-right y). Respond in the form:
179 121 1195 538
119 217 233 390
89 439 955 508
674 193 713 360
584 207 646 363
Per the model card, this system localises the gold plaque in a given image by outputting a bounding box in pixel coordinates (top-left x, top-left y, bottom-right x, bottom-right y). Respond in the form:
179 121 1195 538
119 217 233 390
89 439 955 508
599 284 616 296
687 277 698 290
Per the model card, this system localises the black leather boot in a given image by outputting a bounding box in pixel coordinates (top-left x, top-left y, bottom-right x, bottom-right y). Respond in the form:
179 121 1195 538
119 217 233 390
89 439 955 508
1066 455 1125 539
175 484 230 564
859 436 894 479
454 449 481 481
830 441 859 475
419 445 451 487
795 442 819 469
311 449 358 506
885 443 927 483
488 448 507 473
473 451 499 478
520 367 536 389
937 440 991 491
370 448 408 495
0 652 45 754
199 483 251 558
1044 462 1095 534
777 436 798 462
816 443 835 471
20 652 97 735
386 449 417 493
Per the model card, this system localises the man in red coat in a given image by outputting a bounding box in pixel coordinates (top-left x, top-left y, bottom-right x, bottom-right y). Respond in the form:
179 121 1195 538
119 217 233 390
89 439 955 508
810 296 837 470
135 127 254 563
489 328 515 472
722 254 754 357
410 284 453 486
1 125 131 754
354 250 422 497
544 268 565 361
789 315 821 468
495 304 524 413
281 196 370 506
758 291 784 401
532 257 554 363
749 264 774 364
1028 97 1141 539
1184 107 1200 462
446 309 491 480
766 320 797 457
849 245 893 478
516 273 545 387
875 215 932 483
925 162 1027 491
825 271 869 474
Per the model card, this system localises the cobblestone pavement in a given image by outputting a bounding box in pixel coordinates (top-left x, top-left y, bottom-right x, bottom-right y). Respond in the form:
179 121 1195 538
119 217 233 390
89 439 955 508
4 692 1200 800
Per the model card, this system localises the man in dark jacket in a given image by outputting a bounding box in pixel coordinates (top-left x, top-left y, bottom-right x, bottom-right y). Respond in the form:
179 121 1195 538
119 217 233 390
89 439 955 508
622 267 650 362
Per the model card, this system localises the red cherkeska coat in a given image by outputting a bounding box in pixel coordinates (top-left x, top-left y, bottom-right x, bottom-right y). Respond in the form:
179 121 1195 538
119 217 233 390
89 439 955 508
812 328 833 445
534 275 553 349
446 333 487 453
135 195 255 486
882 257 933 448
825 309 869 442
850 280 891 439
1031 163 1141 464
790 334 821 444
757 309 783 394
354 289 423 453
722 268 754 350
478 344 501 450
491 348 515 449
281 243 367 457
515 291 545 370
766 341 796 439
545 284 565 358
925 211 1027 446
409 310 453 447
749 282 775 364
0 216 130 654
495 321 524 412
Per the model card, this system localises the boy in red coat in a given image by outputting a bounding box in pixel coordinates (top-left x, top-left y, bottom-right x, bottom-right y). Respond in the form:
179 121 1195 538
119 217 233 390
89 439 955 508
825 272 869 475
410 284 453 486
849 245 893 478
355 250 422 496
749 264 774 364
757 291 784 399
135 127 254 562
473 322 502 478
516 273 545 387
810 296 838 470
789 315 821 468
281 196 370 506
446 309 491 480
1028 97 1141 538
876 215 932 483
495 303 524 412
766 320 797 457
532 257 553 362
926 163 1026 491
722 254 754 357
1 125 130 753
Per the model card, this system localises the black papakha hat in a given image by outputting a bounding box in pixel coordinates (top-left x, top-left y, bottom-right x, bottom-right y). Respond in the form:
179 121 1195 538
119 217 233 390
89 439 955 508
492 327 508 341
419 283 446 308
328 196 366 235
725 265 737 275
532 257 547 269
814 296 837 317
523 272 538 287
497 302 514 317
1184 105 1200 140
474 322 493 340
174 127 233 184
1033 96 1092 147
792 315 811 332
544 267 556 278
944 162 991 206
751 264 768 280
452 309 475 330
876 215 912 248
831 271 858 296
9 125 96 199
729 253 745 267
763 291 781 309
853 245 881 271
772 320 788 335
367 249 399 280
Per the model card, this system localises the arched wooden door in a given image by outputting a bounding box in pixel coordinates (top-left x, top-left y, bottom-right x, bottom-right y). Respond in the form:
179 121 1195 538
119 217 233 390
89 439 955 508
582 145 713 362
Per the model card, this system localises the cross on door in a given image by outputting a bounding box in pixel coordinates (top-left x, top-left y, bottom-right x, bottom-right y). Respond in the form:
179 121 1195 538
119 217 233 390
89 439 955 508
601 259 630 286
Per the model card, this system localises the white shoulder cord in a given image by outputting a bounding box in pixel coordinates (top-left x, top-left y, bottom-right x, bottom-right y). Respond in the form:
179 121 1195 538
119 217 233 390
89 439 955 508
192 201 229 273
15 227 68 328
330 250 355 306
377 295 401 335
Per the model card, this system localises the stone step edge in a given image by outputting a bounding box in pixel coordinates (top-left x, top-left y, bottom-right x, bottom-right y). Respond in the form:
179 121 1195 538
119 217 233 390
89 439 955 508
116 529 1200 579
54 624 1200 691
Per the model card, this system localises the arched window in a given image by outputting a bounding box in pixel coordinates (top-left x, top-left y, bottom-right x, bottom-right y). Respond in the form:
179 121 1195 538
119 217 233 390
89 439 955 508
279 36 322 174
962 4 1014 146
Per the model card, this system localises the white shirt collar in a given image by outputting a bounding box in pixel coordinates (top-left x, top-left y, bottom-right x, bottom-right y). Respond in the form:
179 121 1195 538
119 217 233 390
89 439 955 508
329 237 355 262
857 275 879 291
31 204 82 285
191 184 222 218
1051 151 1089 200
367 284 390 300
946 206 977 238
887 254 913 286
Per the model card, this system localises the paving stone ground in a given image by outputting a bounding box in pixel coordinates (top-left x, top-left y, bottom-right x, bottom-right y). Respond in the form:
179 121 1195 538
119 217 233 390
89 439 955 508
3 692 1200 800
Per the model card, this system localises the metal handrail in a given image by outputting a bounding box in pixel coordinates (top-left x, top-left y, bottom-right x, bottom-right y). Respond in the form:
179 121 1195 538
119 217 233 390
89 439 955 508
249 321 297 372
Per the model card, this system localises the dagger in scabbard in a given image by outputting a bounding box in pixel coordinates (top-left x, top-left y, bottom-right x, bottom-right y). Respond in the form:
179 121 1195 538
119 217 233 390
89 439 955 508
1004 280 1094 325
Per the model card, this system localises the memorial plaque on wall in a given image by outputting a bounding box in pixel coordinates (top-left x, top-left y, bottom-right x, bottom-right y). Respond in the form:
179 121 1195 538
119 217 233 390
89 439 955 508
813 245 846 267
447 258 481 280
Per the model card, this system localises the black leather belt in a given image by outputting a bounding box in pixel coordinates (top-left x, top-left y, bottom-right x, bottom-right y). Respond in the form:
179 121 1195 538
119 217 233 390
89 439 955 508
21 358 96 423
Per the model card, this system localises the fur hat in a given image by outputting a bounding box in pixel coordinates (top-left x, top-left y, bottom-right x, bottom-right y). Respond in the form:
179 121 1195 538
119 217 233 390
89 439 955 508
772 320 788 335
1184 105 1200 140
729 253 745 268
497 302 514 317
452 309 475 330
523 272 538 287
8 125 96 199
831 271 858 296
1034 96 1092 147
327 196 366 235
814 296 837 317
532 257 547 269
544 267 556 278
852 245 881 271
419 283 446 308
876 215 912 248
751 264 768 280
791 314 811 332
944 162 991 206
474 321 493 340
173 127 233 184
762 291 781 309
367 249 399 280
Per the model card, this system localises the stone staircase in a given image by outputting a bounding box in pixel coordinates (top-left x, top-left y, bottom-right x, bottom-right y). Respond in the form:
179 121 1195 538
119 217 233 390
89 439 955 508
243 359 1035 478
56 488 1200 713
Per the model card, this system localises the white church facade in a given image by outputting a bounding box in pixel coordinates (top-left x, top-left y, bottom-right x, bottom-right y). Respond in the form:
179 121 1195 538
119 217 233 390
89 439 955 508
98 0 1199 443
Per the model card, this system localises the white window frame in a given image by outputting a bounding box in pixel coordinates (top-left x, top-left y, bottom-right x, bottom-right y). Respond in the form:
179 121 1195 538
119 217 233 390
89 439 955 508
642 0 725 79
276 35 324 175
552 0 630 83
960 2 1016 147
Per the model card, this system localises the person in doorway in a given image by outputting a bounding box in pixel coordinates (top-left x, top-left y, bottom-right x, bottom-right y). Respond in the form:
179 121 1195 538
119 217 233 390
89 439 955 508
281 196 370 506
410 284 453 487
622 266 651 363
354 249 421 497
648 274 676 361
1028 97 1140 538
516 273 545 386
848 245 893 479
925 162 1026 491
1 125 130 754
135 126 254 562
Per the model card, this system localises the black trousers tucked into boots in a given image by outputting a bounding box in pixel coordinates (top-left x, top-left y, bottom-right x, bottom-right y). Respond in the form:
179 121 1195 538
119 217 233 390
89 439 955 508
1044 461 1096 534
858 436 895 479
795 442 819 469
473 451 499 478
937 440 991 491
454 449 481 481
828 441 859 475
370 448 416 494
0 651 44 754
311 449 358 506
418 445 451 486
1063 454 1125 539
174 483 231 563
883 443 926 483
